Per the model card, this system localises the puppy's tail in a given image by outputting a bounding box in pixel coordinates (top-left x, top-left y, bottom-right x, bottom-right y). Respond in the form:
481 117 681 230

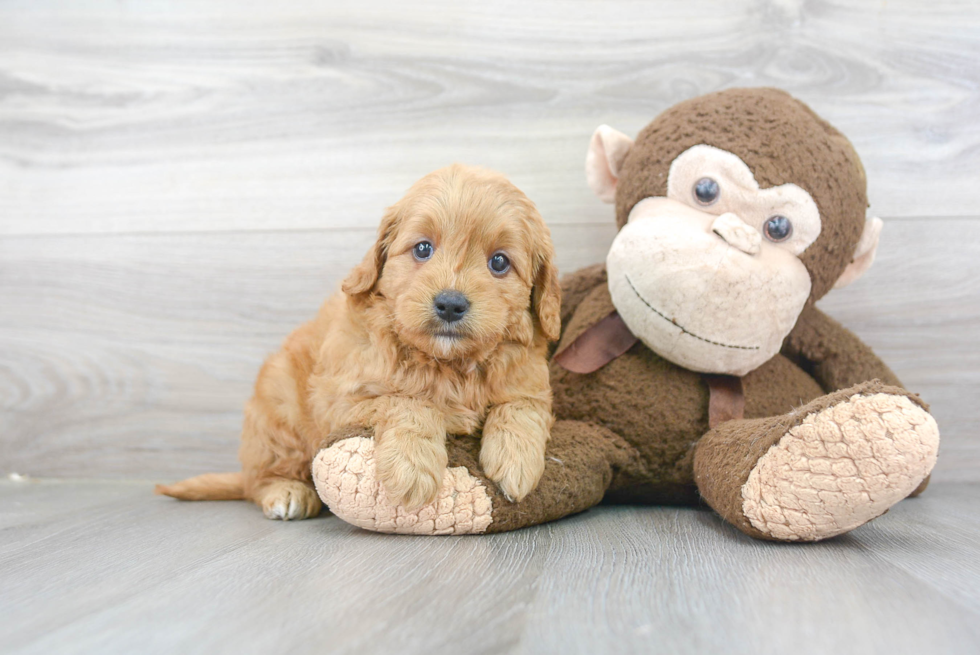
155 472 245 501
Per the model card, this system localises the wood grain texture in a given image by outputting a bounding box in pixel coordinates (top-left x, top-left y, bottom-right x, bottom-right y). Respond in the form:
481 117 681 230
1 219 977 482
1 480 978 654
1 1 977 481
1 0 979 237
0 224 616 479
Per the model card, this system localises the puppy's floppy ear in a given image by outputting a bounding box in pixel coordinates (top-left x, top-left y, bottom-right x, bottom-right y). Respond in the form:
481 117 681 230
342 205 401 297
530 224 562 343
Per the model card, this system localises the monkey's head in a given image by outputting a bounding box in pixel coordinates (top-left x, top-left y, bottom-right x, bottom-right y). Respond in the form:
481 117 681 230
587 88 882 377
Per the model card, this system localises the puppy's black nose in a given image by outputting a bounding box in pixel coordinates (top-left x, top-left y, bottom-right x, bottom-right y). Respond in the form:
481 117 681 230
433 290 470 323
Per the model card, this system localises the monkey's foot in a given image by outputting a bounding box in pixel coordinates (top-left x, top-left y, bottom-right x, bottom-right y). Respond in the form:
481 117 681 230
741 392 939 541
311 437 494 535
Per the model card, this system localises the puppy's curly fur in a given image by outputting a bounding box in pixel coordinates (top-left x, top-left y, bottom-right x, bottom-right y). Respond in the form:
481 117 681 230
156 165 561 519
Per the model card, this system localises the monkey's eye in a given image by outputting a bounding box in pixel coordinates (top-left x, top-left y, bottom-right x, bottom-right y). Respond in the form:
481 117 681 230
694 177 720 205
764 216 793 242
413 241 434 261
488 252 511 276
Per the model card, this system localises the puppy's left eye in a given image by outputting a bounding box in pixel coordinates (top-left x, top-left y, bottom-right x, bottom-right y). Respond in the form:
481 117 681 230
413 241 434 261
488 253 510 276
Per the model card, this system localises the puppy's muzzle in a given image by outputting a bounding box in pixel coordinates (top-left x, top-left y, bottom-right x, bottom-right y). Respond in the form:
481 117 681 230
433 290 470 324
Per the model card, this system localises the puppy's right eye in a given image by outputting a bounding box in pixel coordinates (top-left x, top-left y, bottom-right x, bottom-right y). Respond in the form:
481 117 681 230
413 241 434 261
488 252 510 275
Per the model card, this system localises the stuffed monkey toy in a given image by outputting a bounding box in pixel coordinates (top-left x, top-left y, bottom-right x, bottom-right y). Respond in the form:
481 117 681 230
312 88 939 541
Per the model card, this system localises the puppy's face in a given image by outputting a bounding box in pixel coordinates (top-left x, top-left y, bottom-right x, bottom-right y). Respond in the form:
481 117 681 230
343 165 561 360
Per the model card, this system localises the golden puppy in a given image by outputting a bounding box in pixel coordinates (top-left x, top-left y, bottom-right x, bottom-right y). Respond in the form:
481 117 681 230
156 164 561 519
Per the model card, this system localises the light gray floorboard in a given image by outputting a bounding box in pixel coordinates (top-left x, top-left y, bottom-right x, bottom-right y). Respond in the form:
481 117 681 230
1 0 979 237
1 480 978 655
2 0 977 481
2 219 977 481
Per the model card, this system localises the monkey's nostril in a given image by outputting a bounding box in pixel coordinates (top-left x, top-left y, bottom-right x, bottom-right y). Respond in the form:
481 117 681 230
433 290 470 323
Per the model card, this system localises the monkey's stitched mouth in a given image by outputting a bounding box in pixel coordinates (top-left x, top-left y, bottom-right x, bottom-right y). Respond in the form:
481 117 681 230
623 274 760 351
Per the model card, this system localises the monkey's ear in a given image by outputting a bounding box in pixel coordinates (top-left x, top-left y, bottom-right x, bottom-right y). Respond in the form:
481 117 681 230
586 125 634 204
342 205 400 297
834 217 883 289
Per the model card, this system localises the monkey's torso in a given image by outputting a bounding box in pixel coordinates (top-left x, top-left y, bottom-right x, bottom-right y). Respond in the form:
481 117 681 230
550 266 826 505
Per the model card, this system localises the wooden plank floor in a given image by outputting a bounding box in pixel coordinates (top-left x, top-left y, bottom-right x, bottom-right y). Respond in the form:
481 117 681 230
2 218 978 481
2 0 979 483
1 479 979 655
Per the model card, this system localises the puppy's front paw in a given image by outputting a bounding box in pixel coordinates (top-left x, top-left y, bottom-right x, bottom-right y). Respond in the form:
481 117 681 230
480 428 546 502
375 434 448 510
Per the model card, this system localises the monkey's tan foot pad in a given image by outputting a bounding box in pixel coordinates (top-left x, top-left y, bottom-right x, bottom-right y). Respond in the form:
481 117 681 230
312 437 493 535
741 393 939 542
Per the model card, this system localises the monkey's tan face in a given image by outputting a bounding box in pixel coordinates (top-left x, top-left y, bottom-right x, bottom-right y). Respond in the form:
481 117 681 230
606 145 822 376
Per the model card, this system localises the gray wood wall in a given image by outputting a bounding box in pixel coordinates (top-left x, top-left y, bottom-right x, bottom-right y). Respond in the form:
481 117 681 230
1 0 977 482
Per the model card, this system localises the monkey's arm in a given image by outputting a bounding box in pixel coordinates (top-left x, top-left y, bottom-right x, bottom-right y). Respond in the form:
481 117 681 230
781 305 903 393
